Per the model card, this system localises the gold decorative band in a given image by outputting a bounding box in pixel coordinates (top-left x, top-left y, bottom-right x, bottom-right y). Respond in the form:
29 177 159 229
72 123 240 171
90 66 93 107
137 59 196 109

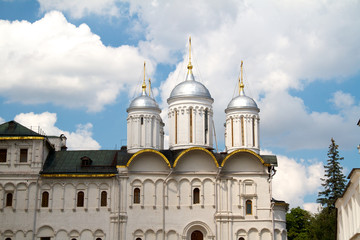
41 174 116 178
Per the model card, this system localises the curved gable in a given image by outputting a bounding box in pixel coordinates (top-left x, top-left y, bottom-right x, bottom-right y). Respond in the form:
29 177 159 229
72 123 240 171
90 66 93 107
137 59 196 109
222 150 266 172
173 147 218 172
127 150 171 172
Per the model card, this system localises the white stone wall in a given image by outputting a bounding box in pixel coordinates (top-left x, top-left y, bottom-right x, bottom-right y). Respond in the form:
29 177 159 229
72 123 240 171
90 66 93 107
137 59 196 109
127 108 164 153
225 109 260 154
336 169 360 240
168 99 214 150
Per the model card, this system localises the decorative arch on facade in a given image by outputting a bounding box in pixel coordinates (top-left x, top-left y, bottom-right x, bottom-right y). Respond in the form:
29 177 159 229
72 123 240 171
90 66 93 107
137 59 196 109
221 149 268 167
36 225 54 237
182 221 215 239
125 149 171 168
173 147 219 168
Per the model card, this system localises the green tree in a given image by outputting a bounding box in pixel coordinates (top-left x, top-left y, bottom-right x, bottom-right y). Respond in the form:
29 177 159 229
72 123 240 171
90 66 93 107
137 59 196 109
317 138 347 208
286 207 313 240
309 207 336 240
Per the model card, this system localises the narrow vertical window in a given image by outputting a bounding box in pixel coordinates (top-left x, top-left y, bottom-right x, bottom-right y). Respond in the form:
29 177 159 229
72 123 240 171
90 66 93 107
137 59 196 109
0 149 7 162
134 188 140 204
231 118 234 147
252 117 255 147
193 188 200 204
189 108 193 143
141 117 144 125
6 192 13 207
204 109 208 144
241 116 245 146
101 191 107 207
77 191 84 207
175 109 178 144
246 200 252 215
41 191 49 207
20 149 28 163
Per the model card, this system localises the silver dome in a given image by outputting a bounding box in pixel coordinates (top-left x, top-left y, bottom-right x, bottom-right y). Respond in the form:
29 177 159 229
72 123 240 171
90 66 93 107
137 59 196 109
127 92 160 112
226 90 259 111
168 72 212 101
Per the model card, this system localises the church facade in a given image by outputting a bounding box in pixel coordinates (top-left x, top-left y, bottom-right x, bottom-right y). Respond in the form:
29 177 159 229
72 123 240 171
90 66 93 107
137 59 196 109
0 41 288 240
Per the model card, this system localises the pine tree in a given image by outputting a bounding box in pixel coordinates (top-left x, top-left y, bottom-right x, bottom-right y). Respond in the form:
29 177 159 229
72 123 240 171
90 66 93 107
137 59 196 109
317 138 347 208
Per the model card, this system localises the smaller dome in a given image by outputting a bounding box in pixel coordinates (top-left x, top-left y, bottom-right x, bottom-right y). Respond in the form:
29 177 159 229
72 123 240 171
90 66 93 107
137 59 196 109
226 90 259 111
127 93 160 112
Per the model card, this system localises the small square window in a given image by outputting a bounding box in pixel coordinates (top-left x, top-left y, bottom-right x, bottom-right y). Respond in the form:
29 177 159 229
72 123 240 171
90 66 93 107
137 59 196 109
20 149 28 162
0 149 7 162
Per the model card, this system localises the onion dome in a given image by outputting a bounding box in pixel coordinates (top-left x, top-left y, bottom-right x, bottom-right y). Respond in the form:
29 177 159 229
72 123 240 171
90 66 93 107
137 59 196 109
127 63 160 112
127 91 160 112
225 61 259 112
167 37 213 103
226 88 259 111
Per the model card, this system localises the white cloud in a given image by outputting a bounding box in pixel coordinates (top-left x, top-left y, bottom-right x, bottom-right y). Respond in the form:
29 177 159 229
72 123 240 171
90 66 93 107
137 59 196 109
331 90 355 109
0 11 154 112
38 0 120 19
303 202 322 214
14 112 100 150
0 117 4 124
265 149 324 208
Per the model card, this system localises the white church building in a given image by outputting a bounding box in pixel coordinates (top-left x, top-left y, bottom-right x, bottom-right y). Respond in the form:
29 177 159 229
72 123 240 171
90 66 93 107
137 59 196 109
0 40 288 240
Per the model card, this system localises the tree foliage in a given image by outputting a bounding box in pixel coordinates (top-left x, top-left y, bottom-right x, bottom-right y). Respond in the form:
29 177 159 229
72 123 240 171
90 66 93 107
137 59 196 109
317 138 347 208
286 207 313 240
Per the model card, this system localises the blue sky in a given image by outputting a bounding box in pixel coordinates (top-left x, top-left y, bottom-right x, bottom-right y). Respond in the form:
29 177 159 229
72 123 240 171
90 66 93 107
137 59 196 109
1 0 359 212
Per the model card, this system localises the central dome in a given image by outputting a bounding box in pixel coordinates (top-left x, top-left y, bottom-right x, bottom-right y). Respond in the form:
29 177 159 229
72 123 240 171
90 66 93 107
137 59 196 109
168 72 212 101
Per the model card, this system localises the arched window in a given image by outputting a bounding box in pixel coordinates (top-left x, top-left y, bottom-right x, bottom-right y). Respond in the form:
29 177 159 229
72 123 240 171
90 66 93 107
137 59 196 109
231 117 234 147
246 200 252 215
136 238 142 240
96 238 102 240
239 238 245 240
134 188 140 204
101 191 107 207
5 238 11 240
41 191 49 207
71 239 77 240
77 191 84 207
175 109 178 144
204 109 208 144
241 116 245 146
189 108 193 143
6 192 13 207
193 188 200 204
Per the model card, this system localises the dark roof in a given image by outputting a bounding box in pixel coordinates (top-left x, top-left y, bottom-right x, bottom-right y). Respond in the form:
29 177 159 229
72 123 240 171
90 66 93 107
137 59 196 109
0 120 43 137
42 150 118 175
41 147 278 175
261 155 278 167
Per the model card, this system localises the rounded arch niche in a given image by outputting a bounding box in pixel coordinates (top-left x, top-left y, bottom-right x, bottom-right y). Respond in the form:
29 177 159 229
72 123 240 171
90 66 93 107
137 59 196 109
182 221 214 240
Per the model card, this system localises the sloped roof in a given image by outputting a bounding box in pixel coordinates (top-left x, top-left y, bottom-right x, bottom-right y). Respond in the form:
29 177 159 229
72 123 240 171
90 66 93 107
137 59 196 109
41 147 277 176
0 120 43 137
42 150 118 175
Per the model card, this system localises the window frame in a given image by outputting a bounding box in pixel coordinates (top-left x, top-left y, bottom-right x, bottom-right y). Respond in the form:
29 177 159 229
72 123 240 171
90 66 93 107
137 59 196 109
41 191 49 208
245 200 252 215
100 191 107 207
133 187 141 204
0 149 7 163
6 192 13 207
193 187 200 204
19 148 28 163
77 191 85 207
